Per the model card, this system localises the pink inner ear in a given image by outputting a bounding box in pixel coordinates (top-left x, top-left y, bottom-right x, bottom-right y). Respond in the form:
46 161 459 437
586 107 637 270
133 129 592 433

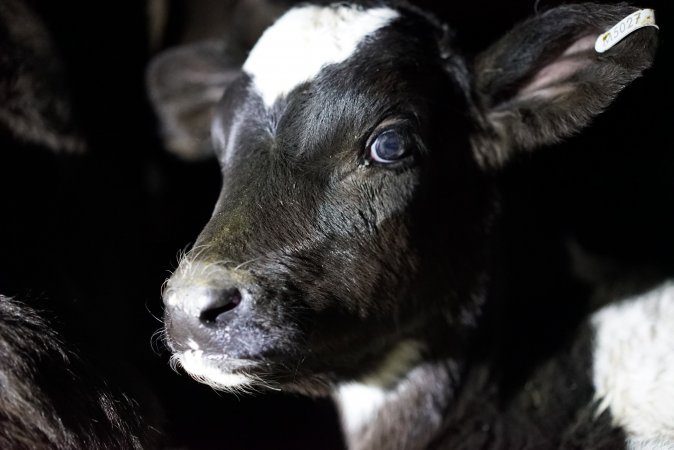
519 35 596 100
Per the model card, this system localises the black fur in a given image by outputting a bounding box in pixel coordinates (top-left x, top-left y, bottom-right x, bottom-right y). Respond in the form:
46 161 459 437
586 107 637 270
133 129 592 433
0 4 160 447
429 325 627 450
0 0 82 152
474 3 658 166
0 296 148 449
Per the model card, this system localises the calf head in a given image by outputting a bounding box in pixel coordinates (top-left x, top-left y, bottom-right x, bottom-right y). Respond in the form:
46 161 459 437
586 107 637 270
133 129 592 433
149 2 657 395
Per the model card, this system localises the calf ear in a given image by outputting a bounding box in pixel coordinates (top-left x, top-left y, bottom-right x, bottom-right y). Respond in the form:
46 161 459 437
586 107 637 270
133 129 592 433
473 4 658 168
146 40 242 160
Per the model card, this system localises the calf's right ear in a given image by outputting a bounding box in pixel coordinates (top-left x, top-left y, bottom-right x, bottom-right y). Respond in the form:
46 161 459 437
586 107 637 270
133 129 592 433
473 4 658 168
146 40 242 160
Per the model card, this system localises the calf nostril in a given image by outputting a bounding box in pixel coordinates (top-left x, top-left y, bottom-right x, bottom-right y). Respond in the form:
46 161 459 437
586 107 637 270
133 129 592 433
198 288 242 324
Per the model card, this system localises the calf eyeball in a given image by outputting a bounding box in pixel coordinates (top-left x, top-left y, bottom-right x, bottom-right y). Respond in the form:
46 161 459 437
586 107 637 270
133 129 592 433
369 129 407 163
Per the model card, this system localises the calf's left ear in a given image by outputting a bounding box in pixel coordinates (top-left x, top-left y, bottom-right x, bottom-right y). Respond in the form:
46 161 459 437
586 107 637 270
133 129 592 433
473 3 658 167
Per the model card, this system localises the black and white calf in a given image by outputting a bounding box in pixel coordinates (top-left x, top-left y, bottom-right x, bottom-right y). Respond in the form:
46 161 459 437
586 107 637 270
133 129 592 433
149 2 667 448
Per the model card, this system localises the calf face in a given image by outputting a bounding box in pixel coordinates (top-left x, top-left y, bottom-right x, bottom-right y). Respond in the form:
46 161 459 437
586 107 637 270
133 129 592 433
150 2 657 396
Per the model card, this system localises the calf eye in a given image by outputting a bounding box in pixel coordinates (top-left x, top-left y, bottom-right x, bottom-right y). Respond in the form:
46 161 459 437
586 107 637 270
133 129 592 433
369 130 408 163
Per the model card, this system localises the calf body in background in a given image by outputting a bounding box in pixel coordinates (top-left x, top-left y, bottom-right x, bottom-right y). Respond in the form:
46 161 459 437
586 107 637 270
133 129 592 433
0 296 148 449
0 2 160 446
0 0 82 152
149 2 663 448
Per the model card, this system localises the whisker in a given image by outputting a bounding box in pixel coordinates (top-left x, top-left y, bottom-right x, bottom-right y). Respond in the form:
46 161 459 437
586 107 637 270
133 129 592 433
234 257 261 271
150 327 168 355
144 299 163 324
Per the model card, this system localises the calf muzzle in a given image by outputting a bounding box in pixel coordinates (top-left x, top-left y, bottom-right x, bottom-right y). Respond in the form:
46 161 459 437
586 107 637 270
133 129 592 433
163 262 253 354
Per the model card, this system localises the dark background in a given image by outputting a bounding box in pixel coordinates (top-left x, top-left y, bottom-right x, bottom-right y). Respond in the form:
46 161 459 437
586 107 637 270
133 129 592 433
0 0 672 448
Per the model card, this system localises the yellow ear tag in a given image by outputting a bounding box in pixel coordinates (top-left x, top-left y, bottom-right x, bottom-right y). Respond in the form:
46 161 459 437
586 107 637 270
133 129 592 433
595 9 658 54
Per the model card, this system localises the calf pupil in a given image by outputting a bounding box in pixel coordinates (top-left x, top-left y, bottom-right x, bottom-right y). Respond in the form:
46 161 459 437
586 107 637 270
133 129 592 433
370 129 406 163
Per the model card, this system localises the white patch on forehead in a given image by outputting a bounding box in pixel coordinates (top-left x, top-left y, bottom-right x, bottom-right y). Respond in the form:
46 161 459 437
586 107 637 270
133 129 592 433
243 5 399 108
592 281 674 442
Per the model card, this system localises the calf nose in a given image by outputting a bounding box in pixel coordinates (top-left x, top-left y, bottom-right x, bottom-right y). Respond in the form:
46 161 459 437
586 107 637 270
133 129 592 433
198 287 242 325
162 262 255 351
165 285 244 327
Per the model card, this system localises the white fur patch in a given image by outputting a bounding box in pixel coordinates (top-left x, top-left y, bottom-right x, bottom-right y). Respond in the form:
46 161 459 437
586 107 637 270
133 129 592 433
628 437 674 450
174 350 252 392
243 5 399 107
164 290 179 307
186 338 200 350
592 281 674 441
334 340 423 435
336 383 387 437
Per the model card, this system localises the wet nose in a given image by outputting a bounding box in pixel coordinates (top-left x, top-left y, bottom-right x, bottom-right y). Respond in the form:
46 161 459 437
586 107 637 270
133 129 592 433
164 285 244 327
162 261 255 352
198 287 242 324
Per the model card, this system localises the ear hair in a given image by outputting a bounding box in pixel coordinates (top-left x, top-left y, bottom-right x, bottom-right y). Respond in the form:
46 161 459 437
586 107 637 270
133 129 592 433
146 40 242 160
472 3 658 169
